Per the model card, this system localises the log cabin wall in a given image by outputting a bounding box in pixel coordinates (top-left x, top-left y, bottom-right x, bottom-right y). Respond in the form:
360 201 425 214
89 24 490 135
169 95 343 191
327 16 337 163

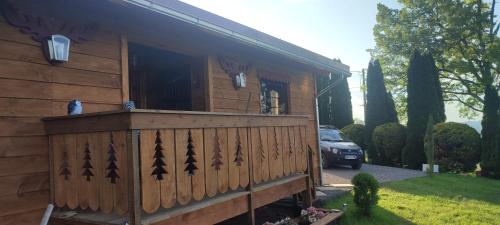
0 13 123 225
0 1 322 224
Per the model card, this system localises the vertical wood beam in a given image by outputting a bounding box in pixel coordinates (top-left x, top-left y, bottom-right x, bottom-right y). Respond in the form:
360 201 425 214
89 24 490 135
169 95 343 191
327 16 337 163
206 56 214 112
48 136 55 204
127 130 141 225
302 145 313 208
121 35 130 103
246 128 255 225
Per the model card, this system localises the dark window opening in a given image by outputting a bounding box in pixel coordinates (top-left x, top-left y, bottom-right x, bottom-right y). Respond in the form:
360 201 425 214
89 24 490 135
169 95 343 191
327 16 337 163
260 79 289 115
128 43 204 111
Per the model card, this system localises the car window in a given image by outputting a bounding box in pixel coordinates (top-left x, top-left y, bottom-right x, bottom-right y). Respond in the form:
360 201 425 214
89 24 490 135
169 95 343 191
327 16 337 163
320 129 351 142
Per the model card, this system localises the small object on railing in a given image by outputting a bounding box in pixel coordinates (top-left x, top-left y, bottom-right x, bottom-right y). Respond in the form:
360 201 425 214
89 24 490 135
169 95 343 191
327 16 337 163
39 203 54 225
67 99 82 115
122 101 136 110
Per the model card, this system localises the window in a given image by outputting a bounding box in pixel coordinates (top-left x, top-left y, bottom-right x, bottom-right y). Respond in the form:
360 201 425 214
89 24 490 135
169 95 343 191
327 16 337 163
260 79 289 115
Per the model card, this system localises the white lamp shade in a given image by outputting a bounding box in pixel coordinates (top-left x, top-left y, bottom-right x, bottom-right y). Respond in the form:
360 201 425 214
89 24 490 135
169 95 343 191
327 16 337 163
48 34 70 62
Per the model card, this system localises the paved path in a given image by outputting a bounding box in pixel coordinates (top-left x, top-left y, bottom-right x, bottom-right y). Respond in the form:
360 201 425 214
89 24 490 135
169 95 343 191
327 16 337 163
322 164 426 185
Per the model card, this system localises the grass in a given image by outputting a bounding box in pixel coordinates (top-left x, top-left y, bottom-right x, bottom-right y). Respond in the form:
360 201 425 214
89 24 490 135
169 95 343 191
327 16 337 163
324 174 500 225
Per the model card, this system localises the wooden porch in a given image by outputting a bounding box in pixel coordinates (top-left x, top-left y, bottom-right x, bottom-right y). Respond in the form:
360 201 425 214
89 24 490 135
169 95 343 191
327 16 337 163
44 110 313 225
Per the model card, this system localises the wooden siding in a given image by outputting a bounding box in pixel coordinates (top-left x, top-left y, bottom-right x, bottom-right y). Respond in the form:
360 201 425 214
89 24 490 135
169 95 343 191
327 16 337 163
0 16 122 225
209 56 321 185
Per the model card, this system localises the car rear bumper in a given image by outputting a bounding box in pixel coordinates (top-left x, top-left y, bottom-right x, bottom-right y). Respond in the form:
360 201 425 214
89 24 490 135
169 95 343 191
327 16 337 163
322 151 362 166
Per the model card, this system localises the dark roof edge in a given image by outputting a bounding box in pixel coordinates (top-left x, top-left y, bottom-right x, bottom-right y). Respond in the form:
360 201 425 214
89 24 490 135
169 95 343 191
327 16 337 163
117 0 351 76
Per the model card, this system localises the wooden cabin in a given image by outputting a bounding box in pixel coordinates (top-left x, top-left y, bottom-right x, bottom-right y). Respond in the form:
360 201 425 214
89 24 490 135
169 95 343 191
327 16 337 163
0 0 350 225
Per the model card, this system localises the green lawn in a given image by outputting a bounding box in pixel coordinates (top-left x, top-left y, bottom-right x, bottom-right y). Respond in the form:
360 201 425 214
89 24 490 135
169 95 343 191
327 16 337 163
324 174 500 225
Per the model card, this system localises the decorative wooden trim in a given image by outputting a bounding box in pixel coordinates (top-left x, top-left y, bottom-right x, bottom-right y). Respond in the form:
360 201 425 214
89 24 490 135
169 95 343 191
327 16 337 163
0 1 97 43
152 130 167 180
234 128 244 166
217 56 249 89
82 141 94 181
106 133 120 184
60 150 71 180
212 129 223 171
185 130 198 176
121 35 130 103
271 127 279 160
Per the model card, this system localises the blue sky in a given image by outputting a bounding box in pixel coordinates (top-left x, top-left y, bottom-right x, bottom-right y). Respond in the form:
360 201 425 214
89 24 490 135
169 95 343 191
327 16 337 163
180 0 477 123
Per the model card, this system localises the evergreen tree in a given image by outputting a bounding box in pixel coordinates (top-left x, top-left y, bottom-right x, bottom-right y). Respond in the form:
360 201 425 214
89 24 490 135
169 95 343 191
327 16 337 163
151 130 167 180
365 59 398 164
331 78 354 128
403 51 445 169
317 73 354 128
106 134 120 184
480 84 500 178
185 130 198 176
82 142 94 181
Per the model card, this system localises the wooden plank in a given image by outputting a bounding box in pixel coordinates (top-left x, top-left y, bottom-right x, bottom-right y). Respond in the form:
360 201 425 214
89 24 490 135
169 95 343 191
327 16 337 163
0 190 48 217
159 129 176 208
0 98 53 117
100 132 115 214
64 134 78 209
113 131 128 215
140 130 161 213
288 127 296 174
0 59 121 88
0 117 46 137
88 133 100 211
281 127 290 176
121 36 129 102
175 129 192 205
260 127 270 182
275 127 284 178
0 136 48 157
52 101 121 117
0 156 48 177
0 39 121 74
216 128 229 194
300 126 307 172
294 126 302 172
203 128 218 198
77 134 91 210
0 208 45 225
190 129 206 201
250 127 261 184
205 56 214 111
0 173 49 198
227 128 240 191
238 128 249 189
128 130 142 225
253 175 307 208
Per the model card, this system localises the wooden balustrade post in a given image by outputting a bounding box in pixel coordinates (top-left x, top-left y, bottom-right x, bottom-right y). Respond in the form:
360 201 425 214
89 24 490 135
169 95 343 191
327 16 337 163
247 128 256 225
127 130 142 225
301 146 314 208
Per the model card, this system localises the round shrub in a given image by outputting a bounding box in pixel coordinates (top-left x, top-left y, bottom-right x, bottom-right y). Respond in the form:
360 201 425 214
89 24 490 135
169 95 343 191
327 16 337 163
341 124 366 150
372 123 406 166
351 173 379 216
433 122 481 173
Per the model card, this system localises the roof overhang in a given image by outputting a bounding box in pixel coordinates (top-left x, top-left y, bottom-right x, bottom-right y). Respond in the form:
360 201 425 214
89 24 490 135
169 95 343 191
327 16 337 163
115 0 350 76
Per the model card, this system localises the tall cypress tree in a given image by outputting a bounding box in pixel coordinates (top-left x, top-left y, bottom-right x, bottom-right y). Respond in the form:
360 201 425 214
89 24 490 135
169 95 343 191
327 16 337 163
317 73 354 128
480 83 500 178
331 78 354 128
404 51 445 169
365 59 398 164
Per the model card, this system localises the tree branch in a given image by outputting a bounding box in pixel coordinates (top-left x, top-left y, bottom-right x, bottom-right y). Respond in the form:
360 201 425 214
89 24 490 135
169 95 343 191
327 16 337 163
449 96 483 112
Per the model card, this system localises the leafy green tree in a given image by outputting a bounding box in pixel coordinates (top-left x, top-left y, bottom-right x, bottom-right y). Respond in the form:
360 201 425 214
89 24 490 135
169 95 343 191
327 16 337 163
365 60 399 164
404 51 445 169
374 0 499 176
317 74 353 128
372 123 406 167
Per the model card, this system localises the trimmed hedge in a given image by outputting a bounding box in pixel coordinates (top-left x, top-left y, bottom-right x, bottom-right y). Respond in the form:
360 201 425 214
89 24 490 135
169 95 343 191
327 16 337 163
341 124 366 150
434 122 481 173
372 123 406 166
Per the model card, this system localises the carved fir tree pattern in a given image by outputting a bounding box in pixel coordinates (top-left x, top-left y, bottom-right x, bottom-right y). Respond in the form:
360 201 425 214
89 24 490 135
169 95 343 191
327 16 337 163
287 128 293 156
184 130 198 176
234 129 244 166
271 128 279 160
82 141 94 181
60 150 71 180
258 129 266 162
151 130 167 180
106 133 120 184
211 129 224 170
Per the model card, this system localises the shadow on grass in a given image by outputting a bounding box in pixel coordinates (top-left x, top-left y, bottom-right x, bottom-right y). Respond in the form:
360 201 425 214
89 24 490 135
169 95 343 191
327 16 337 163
324 193 416 225
382 174 500 205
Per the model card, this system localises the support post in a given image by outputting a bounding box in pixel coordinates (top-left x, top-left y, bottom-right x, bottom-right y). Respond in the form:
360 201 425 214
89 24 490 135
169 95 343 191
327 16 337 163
127 130 141 225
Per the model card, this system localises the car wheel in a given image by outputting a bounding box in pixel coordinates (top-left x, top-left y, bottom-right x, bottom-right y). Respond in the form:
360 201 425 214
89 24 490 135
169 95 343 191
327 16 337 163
321 153 329 168
351 162 362 170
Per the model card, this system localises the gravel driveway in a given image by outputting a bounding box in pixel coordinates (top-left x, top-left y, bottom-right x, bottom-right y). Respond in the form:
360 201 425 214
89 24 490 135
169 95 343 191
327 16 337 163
322 163 426 185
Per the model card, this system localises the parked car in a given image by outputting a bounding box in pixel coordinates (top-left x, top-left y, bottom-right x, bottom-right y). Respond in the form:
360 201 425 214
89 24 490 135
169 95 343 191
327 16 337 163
320 126 363 169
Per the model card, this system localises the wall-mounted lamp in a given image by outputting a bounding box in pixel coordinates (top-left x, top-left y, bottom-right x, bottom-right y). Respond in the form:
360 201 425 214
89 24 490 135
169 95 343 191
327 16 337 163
44 34 70 64
234 72 247 88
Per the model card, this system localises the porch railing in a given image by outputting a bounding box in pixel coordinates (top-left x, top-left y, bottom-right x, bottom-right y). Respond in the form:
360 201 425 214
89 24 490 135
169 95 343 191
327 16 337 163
44 109 309 217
